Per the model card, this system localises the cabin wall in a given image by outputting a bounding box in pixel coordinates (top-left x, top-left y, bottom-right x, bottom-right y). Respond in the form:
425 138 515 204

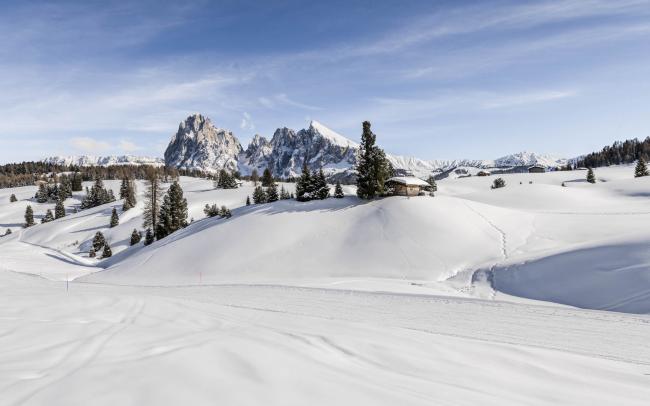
393 184 421 196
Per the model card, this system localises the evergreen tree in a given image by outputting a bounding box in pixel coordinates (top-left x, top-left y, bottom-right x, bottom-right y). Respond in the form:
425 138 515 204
251 169 259 186
89 247 96 258
55 199 65 219
156 181 188 239
334 181 344 198
279 185 291 200
217 169 238 189
246 195 251 206
10 194 17 202
219 205 232 218
314 169 330 200
204 203 219 217
634 158 649 178
252 186 267 204
35 183 48 203
24 205 34 227
491 178 506 189
4 228 12 236
356 121 391 199
92 231 106 252
41 209 54 223
143 169 162 231
58 175 72 199
130 229 142 245
122 178 137 211
102 243 112 258
119 178 130 199
266 181 279 202
587 168 596 184
426 176 438 192
262 168 273 187
110 207 119 227
144 228 154 246
71 172 83 192
296 162 312 201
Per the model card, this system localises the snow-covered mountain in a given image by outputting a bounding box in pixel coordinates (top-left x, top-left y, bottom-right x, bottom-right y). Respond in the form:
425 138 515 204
238 120 358 178
164 113 242 172
161 114 569 178
43 155 164 167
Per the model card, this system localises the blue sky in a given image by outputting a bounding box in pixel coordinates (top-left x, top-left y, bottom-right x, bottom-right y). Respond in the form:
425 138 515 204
1 0 649 163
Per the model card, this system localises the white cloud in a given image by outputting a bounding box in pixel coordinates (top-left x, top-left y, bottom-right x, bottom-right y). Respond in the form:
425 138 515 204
118 139 140 152
69 137 110 153
482 90 577 109
240 112 255 131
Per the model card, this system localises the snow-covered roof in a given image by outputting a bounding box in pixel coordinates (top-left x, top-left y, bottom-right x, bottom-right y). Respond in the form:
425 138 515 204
386 176 430 186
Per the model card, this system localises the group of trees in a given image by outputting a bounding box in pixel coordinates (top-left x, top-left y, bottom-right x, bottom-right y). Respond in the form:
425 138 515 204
80 178 116 209
203 204 231 218
141 171 189 243
295 165 330 201
89 231 112 258
578 137 650 168
213 169 239 189
248 168 293 204
120 177 137 210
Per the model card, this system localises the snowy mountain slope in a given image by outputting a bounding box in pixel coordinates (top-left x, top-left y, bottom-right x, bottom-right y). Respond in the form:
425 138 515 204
42 155 164 167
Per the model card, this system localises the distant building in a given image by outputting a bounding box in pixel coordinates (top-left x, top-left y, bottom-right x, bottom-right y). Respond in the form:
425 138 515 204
385 176 430 196
477 170 491 176
528 165 546 173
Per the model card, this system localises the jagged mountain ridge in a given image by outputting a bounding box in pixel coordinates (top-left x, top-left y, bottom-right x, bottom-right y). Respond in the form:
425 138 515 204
42 155 164 167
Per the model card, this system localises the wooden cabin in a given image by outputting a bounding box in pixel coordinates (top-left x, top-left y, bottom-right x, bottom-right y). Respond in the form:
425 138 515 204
528 165 546 173
385 176 430 196
477 170 491 177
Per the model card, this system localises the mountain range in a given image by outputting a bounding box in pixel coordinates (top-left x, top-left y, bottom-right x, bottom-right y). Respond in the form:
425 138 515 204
44 113 569 179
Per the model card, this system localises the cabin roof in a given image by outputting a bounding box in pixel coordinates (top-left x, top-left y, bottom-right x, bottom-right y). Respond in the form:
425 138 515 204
386 176 430 186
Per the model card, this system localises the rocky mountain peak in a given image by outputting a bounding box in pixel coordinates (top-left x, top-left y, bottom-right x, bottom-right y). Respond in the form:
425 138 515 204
164 114 243 172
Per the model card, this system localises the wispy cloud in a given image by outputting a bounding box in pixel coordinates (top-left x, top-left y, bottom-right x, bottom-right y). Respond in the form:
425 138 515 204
240 112 255 131
482 90 577 109
69 137 111 153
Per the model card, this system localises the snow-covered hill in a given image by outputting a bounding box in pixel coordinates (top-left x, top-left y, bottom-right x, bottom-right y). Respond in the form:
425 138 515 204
43 155 164 167
2 164 650 405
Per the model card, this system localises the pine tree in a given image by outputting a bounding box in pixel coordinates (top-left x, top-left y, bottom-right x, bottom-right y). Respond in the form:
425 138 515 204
587 168 596 184
491 178 506 189
119 178 129 199
356 121 391 199
314 169 330 200
10 194 17 203
102 243 112 258
296 162 312 201
204 203 219 217
144 228 154 246
24 205 34 227
41 209 54 223
58 178 71 200
55 199 65 219
251 169 259 186
110 207 119 227
92 231 106 252
35 183 48 203
4 228 12 236
217 169 238 189
426 176 437 192
71 172 83 192
279 185 291 200
252 186 267 204
156 181 188 239
89 247 96 258
262 168 274 187
266 181 279 202
143 169 162 231
334 181 344 198
122 178 137 211
130 229 142 245
246 196 251 206
634 158 649 178
219 205 231 218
